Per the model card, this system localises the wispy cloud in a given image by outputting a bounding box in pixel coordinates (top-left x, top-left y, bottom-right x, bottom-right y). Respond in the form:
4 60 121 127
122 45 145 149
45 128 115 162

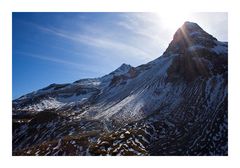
18 13 167 63
15 51 102 75
116 13 161 40
116 13 169 54
32 22 153 60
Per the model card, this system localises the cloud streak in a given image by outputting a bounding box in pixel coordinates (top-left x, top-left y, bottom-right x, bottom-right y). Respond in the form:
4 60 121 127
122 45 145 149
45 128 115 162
32 22 154 60
15 51 102 75
116 13 171 54
16 13 228 68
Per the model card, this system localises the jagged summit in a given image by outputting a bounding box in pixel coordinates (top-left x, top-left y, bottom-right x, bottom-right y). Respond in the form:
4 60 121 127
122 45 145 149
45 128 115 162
109 63 132 76
116 63 132 71
182 21 202 31
179 21 214 38
164 21 217 55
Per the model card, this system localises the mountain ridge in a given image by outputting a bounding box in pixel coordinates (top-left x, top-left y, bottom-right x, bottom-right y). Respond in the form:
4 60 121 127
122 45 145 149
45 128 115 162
13 21 228 156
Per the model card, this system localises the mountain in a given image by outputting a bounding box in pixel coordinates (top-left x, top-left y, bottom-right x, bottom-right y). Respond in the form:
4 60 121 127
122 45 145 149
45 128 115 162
12 21 228 156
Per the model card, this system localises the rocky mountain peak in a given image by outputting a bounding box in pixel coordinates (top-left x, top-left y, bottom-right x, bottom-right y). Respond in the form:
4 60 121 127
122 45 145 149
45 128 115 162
164 21 217 55
118 63 132 71
110 63 132 76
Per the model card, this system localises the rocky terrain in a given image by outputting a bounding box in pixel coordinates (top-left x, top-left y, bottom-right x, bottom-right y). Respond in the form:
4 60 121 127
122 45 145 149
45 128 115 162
13 22 228 156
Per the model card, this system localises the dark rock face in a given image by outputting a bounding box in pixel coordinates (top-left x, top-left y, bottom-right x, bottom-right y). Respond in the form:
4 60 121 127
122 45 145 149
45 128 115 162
166 48 227 83
167 53 210 83
164 22 217 55
165 22 227 83
12 22 228 156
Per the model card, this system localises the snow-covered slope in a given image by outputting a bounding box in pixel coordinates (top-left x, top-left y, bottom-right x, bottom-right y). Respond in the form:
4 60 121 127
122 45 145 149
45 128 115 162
13 22 228 156
13 63 134 113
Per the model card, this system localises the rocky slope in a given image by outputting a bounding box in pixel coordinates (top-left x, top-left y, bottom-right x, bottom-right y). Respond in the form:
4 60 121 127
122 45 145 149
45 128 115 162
13 21 228 156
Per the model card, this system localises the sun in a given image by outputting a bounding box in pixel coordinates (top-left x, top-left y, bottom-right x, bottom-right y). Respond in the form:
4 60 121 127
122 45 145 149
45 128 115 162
154 12 192 31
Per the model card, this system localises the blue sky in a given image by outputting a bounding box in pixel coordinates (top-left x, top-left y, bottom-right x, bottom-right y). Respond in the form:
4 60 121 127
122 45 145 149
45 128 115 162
12 12 227 99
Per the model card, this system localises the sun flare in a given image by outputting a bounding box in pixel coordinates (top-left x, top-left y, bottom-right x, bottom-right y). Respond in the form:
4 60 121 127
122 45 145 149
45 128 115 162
155 12 192 31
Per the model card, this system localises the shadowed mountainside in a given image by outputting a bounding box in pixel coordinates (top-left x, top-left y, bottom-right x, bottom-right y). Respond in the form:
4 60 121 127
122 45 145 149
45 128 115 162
13 22 228 156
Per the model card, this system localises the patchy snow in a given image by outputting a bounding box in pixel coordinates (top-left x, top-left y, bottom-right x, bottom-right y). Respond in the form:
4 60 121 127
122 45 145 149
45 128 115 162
211 41 227 55
188 44 205 51
77 54 181 122
21 98 63 112
134 138 145 149
19 90 96 112
125 131 130 134
189 31 202 37
205 74 226 108
53 139 62 150
110 63 132 76
74 78 101 87
138 134 149 144
59 92 93 103
120 134 125 139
